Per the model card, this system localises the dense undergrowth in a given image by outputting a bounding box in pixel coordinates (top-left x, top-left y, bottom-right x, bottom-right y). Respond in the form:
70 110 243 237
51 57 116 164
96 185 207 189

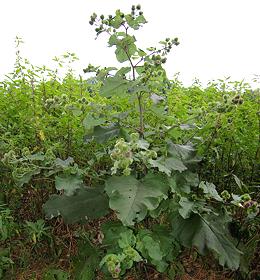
0 4 259 280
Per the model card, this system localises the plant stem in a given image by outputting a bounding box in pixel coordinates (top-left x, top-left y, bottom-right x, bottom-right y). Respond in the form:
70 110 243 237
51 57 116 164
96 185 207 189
124 45 144 138
137 93 144 138
30 78 39 145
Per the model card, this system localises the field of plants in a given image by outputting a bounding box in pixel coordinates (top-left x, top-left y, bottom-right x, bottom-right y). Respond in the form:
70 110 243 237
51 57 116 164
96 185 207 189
0 5 259 280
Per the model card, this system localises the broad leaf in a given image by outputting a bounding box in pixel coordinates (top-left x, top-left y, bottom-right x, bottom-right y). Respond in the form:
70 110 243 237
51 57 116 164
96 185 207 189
199 181 223 201
84 123 122 143
136 139 150 150
73 239 100 280
178 197 195 218
100 76 129 97
149 159 172 176
165 157 187 172
108 34 119 46
168 171 199 194
118 231 136 249
43 269 69 280
96 67 118 81
136 14 147 25
115 35 137 62
83 115 106 130
110 13 124 29
149 200 170 218
105 173 169 226
167 141 200 166
66 105 82 116
13 167 41 187
101 221 133 253
116 67 131 77
55 157 74 168
43 187 109 224
150 93 165 104
26 153 45 161
150 142 201 176
125 14 147 30
136 225 177 272
55 174 83 196
167 141 195 160
171 213 242 270
149 156 187 176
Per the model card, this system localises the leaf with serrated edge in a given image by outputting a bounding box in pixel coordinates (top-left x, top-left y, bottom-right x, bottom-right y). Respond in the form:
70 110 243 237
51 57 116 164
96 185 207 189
100 76 129 97
168 171 199 194
199 181 223 201
178 197 195 218
43 187 109 224
84 124 121 143
136 226 174 272
83 115 106 130
55 174 83 196
149 156 187 176
105 173 168 226
171 213 242 270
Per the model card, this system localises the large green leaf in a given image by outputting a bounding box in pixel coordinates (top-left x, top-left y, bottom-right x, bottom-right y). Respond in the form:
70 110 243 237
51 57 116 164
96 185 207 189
149 200 170 218
150 142 201 176
125 14 145 30
83 115 106 130
55 157 74 168
149 156 187 176
110 12 124 29
13 167 41 187
115 35 137 63
136 225 178 272
43 187 109 224
168 171 199 194
199 181 223 201
167 141 201 166
43 269 69 280
101 221 133 253
105 173 169 226
115 67 131 77
178 197 196 219
100 76 129 97
171 213 242 270
167 141 195 160
73 239 100 280
84 123 122 143
55 174 83 196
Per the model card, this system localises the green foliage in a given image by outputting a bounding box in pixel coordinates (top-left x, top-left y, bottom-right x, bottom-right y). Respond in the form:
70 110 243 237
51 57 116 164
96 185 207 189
105 173 168 226
199 181 223 201
100 76 129 97
168 170 199 194
171 213 242 270
43 269 69 280
136 225 180 272
25 219 50 244
0 206 17 241
150 141 199 175
100 223 142 278
167 78 259 187
43 186 109 224
0 4 259 279
73 239 100 280
84 123 123 144
0 248 14 278
55 174 83 196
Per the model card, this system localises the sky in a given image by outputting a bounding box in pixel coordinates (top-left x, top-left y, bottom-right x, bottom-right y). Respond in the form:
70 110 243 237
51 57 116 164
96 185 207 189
1 0 260 86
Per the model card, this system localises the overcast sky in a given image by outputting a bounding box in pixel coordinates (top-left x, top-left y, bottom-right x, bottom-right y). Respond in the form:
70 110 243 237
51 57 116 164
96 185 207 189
1 0 260 86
